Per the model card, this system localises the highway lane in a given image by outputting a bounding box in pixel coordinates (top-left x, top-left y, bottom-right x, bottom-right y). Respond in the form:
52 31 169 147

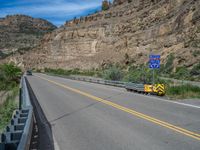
27 73 200 150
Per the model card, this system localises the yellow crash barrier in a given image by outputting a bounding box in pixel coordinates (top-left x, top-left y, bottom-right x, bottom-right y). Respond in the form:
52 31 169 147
144 84 154 93
153 84 165 96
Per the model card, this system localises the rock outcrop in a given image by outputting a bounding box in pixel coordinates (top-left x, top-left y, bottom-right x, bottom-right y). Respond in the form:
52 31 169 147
113 0 128 5
2 0 200 70
0 15 56 59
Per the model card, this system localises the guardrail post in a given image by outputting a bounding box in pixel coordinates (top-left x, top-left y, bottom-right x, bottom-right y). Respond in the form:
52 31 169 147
19 88 22 110
0 143 5 150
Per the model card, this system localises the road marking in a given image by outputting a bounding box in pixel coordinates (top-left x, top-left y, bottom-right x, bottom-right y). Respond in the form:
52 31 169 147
53 134 61 150
35 75 200 141
135 93 200 109
41 74 200 109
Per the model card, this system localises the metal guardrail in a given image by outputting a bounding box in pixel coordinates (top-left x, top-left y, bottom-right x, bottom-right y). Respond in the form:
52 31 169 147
68 75 126 88
65 75 165 95
51 75 145 90
125 82 144 92
0 76 33 150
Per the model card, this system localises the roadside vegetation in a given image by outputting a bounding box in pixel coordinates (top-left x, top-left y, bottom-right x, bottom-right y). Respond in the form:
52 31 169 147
160 54 200 81
166 84 200 99
0 87 18 133
0 63 22 90
43 63 200 100
42 52 200 100
44 68 100 77
0 63 22 132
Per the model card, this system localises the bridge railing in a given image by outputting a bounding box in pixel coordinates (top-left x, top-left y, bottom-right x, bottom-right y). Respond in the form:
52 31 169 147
0 76 34 150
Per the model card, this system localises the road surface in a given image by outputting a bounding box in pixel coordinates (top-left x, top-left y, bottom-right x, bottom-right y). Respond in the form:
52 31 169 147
27 73 200 150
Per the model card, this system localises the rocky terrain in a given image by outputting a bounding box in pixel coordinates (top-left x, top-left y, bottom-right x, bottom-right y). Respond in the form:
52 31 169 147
1 0 200 70
0 15 56 60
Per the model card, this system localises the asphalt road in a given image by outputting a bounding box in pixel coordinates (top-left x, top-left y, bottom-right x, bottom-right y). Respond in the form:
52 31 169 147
27 73 200 150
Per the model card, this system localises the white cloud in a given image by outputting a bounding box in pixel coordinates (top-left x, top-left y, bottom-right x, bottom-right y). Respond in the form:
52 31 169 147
0 0 103 26
1 0 102 15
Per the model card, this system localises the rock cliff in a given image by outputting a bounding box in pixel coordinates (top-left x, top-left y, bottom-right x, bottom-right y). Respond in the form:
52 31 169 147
0 15 56 59
2 0 200 70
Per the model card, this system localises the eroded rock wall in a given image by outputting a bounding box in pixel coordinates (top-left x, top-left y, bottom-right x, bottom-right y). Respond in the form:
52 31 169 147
0 15 56 60
3 0 200 70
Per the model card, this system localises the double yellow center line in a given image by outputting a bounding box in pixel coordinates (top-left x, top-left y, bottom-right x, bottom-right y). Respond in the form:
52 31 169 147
36 75 200 141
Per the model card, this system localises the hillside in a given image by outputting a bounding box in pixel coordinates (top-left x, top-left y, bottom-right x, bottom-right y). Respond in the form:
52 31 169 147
2 0 200 71
0 15 56 59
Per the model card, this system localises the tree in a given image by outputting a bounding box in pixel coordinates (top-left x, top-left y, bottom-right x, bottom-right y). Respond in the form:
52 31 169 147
102 0 110 11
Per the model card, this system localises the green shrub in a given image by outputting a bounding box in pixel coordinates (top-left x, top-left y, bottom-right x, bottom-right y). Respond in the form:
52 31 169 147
44 68 99 77
123 66 162 84
0 87 18 133
123 69 144 83
166 84 200 99
172 67 190 80
190 62 200 76
192 50 200 57
164 53 175 74
102 0 110 11
103 66 123 81
0 63 21 90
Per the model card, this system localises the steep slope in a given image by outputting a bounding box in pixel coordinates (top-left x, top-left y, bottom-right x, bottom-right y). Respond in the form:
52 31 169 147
3 0 200 70
0 15 56 59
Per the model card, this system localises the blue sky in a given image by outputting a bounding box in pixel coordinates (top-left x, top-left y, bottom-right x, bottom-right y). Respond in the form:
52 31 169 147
0 0 112 26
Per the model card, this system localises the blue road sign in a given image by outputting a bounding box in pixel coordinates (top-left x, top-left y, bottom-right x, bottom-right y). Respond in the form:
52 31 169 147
149 55 160 69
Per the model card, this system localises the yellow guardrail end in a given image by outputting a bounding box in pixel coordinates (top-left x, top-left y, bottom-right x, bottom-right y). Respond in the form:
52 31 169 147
153 84 165 96
144 84 153 93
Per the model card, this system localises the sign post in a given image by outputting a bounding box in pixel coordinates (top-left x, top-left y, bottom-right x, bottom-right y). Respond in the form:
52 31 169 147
149 55 160 84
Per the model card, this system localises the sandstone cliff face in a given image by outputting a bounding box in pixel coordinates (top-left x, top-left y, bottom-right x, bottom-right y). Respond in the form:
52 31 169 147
0 15 56 59
4 0 200 70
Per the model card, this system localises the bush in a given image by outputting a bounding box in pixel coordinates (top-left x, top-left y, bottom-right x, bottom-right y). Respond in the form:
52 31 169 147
102 0 110 11
0 87 18 133
44 68 99 77
164 53 175 74
166 84 200 99
192 50 200 57
172 67 190 80
190 62 200 76
0 64 22 90
103 66 123 81
123 66 162 84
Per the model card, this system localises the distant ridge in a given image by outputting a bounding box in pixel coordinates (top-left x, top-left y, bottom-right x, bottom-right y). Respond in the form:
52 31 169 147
0 14 57 59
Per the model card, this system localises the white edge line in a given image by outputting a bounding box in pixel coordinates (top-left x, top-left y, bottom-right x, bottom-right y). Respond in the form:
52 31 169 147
135 93 200 109
53 134 61 150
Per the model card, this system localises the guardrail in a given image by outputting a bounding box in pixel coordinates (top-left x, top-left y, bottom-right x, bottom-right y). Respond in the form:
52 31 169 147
62 75 165 96
0 76 34 150
125 82 144 92
68 75 126 88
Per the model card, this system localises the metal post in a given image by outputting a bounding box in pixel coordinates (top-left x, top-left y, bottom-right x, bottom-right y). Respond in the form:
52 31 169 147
0 143 5 150
19 88 22 110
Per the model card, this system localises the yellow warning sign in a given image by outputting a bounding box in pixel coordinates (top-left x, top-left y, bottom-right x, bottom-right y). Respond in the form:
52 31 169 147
153 84 165 96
